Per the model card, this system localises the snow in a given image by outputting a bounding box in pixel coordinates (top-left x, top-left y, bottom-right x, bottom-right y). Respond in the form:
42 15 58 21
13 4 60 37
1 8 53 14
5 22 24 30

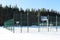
0 26 60 40
12 32 60 40
0 27 13 40
13 26 60 32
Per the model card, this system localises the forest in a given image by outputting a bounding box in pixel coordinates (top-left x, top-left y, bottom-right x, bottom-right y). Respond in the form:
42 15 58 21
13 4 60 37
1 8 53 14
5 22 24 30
0 5 60 26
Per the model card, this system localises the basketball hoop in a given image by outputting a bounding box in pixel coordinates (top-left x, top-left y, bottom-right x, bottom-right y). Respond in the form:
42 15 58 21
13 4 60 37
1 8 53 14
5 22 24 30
41 16 48 22
16 21 19 25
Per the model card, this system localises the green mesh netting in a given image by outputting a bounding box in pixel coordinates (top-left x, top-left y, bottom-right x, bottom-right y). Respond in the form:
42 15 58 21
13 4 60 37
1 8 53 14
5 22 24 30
4 19 14 27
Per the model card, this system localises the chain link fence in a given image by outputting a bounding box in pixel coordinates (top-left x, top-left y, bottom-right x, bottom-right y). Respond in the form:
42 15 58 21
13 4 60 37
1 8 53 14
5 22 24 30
3 12 60 33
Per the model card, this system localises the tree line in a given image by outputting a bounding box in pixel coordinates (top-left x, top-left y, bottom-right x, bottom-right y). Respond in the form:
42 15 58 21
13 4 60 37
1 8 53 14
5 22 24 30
0 5 60 26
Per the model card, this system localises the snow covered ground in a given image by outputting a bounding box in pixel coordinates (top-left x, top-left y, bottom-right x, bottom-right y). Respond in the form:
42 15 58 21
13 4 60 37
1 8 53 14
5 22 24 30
5 26 60 33
0 26 60 40
0 27 13 40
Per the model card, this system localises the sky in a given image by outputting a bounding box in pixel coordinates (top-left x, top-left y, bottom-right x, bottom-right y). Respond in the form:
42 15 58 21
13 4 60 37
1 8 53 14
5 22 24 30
0 0 60 11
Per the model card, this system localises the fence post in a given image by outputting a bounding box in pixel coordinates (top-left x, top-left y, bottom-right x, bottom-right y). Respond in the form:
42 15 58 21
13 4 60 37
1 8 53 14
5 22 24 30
38 10 40 32
20 13 22 33
47 15 49 32
27 12 29 32
56 15 57 32
11 26 12 32
12 20 14 33
21 27 22 33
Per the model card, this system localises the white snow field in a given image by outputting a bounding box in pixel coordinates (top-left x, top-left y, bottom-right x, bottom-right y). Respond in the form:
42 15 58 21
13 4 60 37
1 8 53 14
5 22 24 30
6 26 60 33
0 26 60 40
0 27 13 40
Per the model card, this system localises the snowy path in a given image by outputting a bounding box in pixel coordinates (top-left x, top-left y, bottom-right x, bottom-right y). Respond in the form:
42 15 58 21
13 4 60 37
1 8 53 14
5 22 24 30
0 27 60 40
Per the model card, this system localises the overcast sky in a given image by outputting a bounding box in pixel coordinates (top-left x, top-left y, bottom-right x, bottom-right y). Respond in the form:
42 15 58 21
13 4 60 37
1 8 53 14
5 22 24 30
0 0 60 11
